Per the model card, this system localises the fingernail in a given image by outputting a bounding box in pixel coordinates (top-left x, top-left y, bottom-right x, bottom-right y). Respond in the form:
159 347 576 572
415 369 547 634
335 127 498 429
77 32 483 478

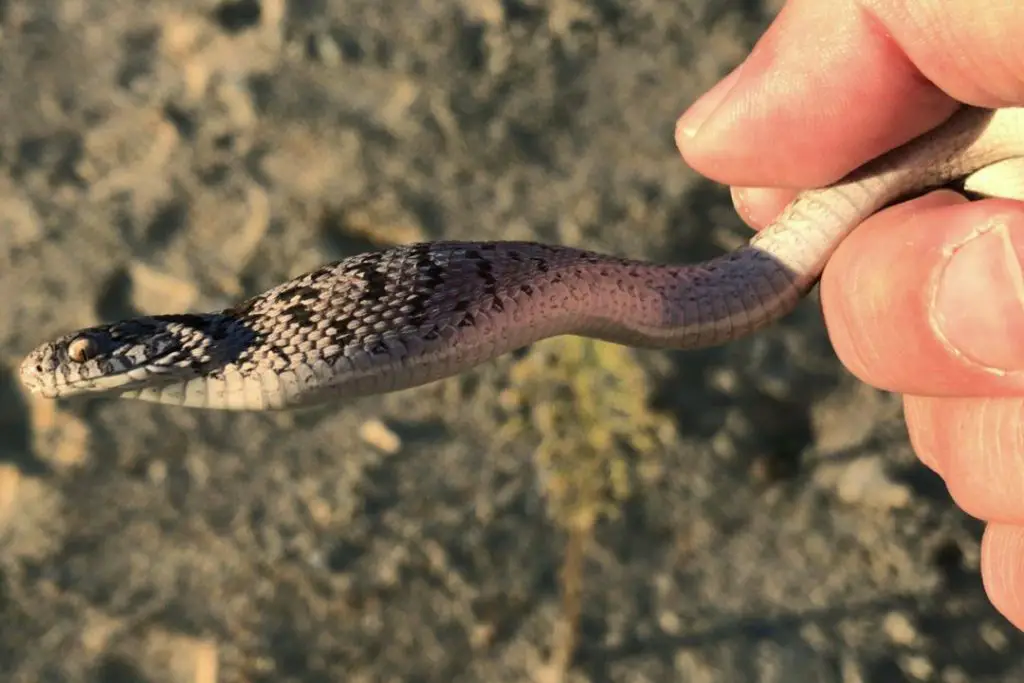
933 218 1024 371
730 186 753 223
676 64 745 140
731 186 776 224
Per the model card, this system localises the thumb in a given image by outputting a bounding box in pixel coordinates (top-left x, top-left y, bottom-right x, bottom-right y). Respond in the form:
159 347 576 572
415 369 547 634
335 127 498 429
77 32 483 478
819 191 1024 397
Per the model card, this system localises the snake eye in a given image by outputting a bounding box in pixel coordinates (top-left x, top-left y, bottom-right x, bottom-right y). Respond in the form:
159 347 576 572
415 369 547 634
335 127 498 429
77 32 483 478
67 336 97 363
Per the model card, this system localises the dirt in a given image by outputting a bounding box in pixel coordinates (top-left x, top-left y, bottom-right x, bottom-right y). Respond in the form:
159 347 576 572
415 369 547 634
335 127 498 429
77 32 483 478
1 1 1022 681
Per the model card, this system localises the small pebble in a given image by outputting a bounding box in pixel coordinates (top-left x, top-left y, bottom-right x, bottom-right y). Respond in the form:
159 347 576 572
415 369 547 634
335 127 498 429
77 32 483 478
0 464 21 530
658 610 682 635
900 654 934 681
834 456 911 510
0 186 43 248
980 621 1009 652
26 398 90 469
839 653 866 683
129 262 199 314
883 611 918 646
148 632 219 683
358 419 402 454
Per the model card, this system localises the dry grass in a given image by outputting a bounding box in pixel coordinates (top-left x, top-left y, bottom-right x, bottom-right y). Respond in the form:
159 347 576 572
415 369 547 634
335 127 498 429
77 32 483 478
498 337 675 679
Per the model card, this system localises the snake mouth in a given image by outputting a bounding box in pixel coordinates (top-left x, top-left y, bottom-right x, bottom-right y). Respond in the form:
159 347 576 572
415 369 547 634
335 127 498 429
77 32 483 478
42 362 185 398
19 348 185 399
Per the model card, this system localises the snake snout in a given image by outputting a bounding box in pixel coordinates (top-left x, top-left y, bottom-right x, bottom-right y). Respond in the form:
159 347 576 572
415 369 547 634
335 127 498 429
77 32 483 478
18 344 59 397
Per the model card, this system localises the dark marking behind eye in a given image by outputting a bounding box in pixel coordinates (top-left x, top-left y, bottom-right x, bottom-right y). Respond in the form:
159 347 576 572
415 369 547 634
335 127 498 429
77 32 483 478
154 313 211 331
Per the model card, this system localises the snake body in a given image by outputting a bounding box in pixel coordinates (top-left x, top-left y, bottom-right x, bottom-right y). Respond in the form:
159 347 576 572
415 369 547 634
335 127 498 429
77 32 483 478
19 106 1024 410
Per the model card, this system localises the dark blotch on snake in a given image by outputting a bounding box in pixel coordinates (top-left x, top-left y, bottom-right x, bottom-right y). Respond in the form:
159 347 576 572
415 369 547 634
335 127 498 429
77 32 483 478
282 304 314 326
274 284 321 303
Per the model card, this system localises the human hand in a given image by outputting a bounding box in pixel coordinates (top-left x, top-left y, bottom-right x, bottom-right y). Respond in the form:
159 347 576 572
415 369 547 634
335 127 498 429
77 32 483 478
674 0 1024 629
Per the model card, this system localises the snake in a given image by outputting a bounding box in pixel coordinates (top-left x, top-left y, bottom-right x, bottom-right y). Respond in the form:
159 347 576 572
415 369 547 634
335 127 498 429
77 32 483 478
17 106 1024 411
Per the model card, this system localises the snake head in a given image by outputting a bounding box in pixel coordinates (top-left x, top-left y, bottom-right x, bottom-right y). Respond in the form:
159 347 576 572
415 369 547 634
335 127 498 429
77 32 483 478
19 314 222 399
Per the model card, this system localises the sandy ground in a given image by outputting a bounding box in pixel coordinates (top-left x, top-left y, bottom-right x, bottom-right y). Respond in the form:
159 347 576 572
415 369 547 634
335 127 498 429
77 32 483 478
1 1 1023 681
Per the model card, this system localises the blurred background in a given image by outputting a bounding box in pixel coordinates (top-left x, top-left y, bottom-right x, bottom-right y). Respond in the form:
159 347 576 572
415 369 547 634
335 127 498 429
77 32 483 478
1 0 1022 681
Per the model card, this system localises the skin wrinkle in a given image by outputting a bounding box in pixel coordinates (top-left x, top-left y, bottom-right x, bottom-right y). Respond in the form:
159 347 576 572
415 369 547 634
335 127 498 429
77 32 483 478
881 0 979 93
1009 528 1024 622
981 528 1003 614
860 0 1024 104
933 397 1024 523
1008 400 1024 510
988 399 1012 510
983 525 1024 629
676 65 744 140
902 396 940 472
974 401 1002 516
859 266 890 386
1013 530 1022 619
1017 404 1024 492
903 395 1024 525
966 399 997 514
854 0 947 97
841 261 882 384
1003 398 1024 513
946 397 976 512
998 223 1024 306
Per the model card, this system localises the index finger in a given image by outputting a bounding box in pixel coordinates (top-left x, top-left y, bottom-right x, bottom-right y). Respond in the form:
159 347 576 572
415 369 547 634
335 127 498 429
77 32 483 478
676 0 1024 190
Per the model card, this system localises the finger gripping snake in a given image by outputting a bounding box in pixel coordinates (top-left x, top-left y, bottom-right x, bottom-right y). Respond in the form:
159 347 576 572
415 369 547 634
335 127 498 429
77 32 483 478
19 106 1024 410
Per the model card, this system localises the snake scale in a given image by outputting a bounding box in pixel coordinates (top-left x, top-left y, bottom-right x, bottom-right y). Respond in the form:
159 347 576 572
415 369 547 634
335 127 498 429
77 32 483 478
18 106 1024 410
